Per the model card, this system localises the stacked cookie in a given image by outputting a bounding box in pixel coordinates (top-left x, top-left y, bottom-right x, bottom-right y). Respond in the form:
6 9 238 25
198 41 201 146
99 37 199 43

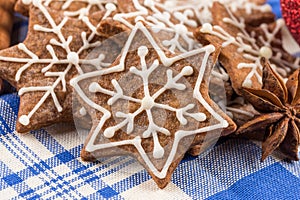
0 0 15 94
0 0 299 188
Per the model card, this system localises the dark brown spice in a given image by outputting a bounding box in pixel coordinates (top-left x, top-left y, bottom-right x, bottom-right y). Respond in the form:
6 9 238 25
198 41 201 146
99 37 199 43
237 58 300 161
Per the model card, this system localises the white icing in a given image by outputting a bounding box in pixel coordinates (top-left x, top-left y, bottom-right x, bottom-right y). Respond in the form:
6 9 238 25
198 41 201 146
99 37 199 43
22 0 32 5
160 0 272 24
200 5 299 88
0 2 113 126
79 107 87 116
259 46 273 59
22 0 117 19
201 23 213 33
71 22 229 179
113 0 200 53
19 115 30 126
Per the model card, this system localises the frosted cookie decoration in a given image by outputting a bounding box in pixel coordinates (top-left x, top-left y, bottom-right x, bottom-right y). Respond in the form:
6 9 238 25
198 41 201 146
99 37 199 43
161 0 274 25
194 2 300 94
97 0 202 54
71 22 236 189
0 1 121 132
15 0 117 19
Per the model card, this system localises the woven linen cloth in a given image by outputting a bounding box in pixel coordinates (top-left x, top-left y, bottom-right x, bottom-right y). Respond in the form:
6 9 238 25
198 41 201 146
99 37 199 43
1 1 300 199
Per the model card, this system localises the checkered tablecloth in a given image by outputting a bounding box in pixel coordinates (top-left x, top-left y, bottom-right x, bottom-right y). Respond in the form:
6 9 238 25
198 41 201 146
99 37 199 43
1 1 300 199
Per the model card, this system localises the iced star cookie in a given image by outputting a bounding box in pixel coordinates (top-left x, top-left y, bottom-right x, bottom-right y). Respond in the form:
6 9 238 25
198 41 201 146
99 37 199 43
0 1 121 132
15 0 118 19
161 0 274 26
194 2 300 94
97 0 202 54
71 22 236 188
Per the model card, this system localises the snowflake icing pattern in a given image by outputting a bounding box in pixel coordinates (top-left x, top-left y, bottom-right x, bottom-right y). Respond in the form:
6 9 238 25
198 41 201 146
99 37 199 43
0 1 115 126
159 0 272 24
71 22 229 179
200 5 300 87
22 0 117 20
89 45 207 159
113 0 200 53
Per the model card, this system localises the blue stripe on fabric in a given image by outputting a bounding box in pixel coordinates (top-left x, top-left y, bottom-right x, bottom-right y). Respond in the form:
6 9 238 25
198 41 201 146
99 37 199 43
0 119 86 198
0 93 20 114
98 186 119 199
207 163 300 200
19 189 34 197
111 170 151 193
172 139 278 200
0 134 78 199
0 161 14 190
0 116 11 135
31 132 121 197
267 0 282 18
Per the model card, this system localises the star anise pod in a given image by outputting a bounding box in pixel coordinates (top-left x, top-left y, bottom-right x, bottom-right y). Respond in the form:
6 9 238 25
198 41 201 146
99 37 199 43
237 58 300 161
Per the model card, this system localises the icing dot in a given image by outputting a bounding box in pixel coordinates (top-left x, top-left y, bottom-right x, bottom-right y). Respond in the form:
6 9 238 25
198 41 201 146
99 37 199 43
259 46 273 59
19 115 30 126
67 52 80 65
22 0 32 5
104 127 115 138
221 120 229 128
181 66 194 76
153 146 164 159
201 23 213 33
32 0 41 7
141 97 155 110
193 113 207 122
174 24 188 34
138 46 149 57
18 43 26 50
79 107 87 116
105 3 117 11
89 82 100 93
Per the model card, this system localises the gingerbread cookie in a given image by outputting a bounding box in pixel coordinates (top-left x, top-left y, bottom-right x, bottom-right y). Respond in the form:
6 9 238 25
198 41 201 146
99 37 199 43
194 2 300 95
0 1 120 132
160 0 274 26
97 0 201 54
71 22 236 188
15 0 118 19
92 0 237 156
0 0 16 49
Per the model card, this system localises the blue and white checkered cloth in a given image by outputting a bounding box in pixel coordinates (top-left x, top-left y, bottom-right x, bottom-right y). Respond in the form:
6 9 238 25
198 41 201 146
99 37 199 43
1 1 300 199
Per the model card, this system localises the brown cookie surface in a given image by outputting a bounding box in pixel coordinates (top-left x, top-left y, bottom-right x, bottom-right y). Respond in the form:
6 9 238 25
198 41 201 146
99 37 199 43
72 22 236 189
194 2 299 95
0 2 118 132
15 0 118 18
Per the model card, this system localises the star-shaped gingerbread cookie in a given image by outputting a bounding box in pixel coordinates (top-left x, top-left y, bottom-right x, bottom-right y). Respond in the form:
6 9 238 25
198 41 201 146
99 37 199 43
71 22 236 188
194 2 300 94
0 1 120 132
15 0 118 19
160 0 275 26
